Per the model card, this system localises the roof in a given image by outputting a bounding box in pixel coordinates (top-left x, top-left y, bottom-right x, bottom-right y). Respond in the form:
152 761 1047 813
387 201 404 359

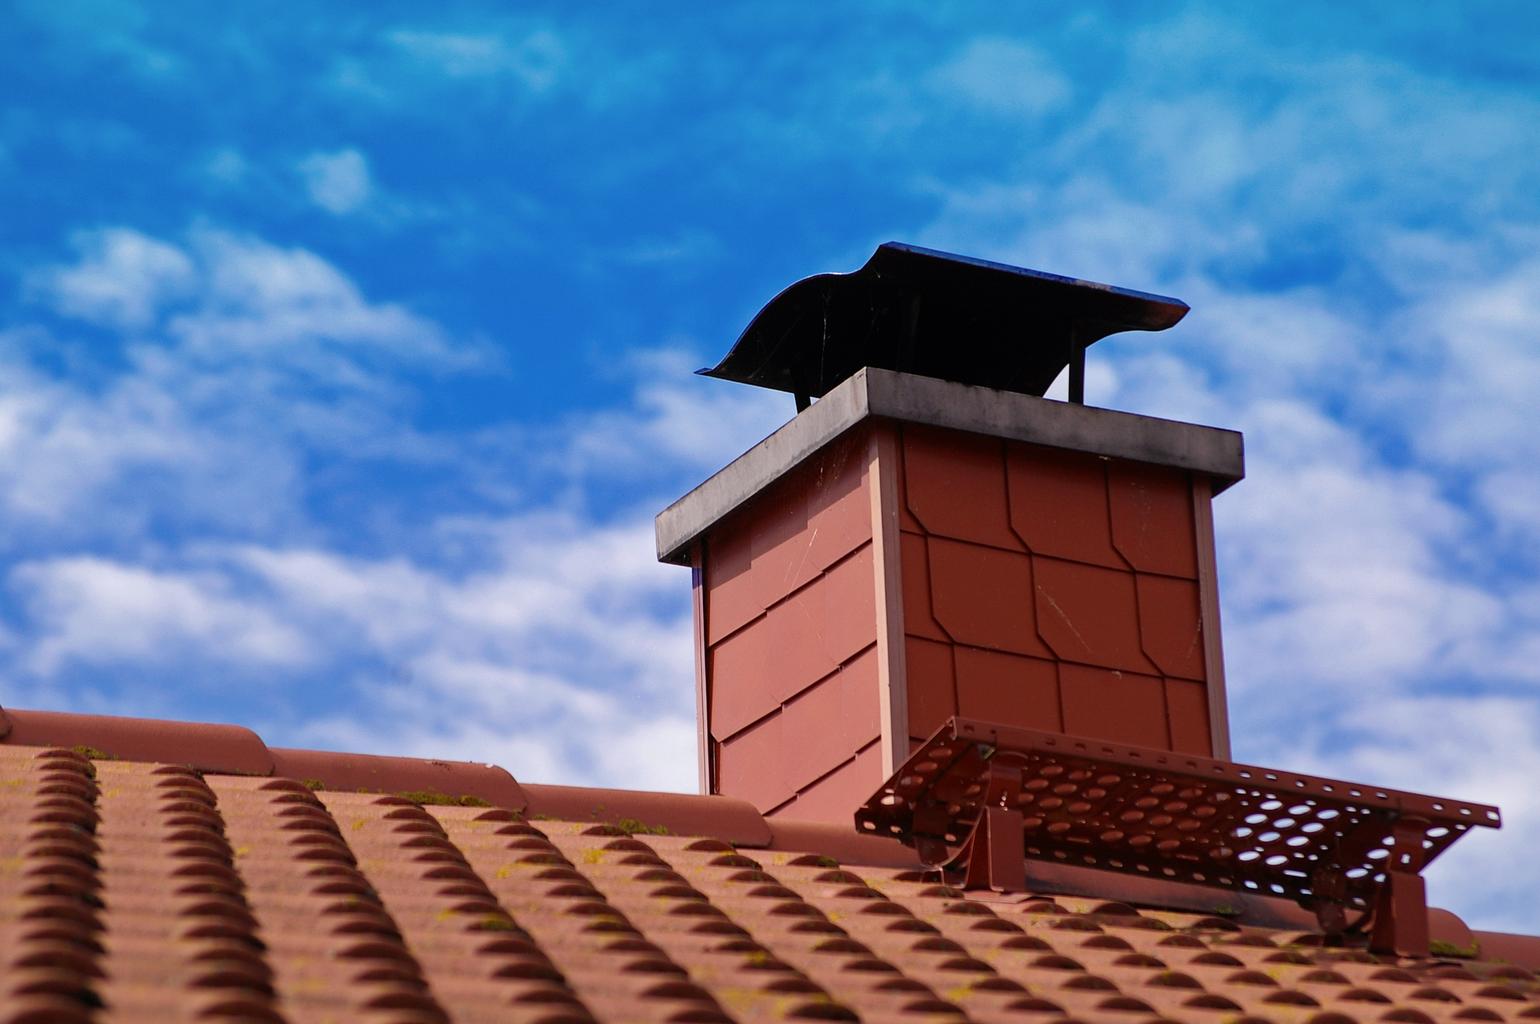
3 705 1539 1024
698 242 1189 403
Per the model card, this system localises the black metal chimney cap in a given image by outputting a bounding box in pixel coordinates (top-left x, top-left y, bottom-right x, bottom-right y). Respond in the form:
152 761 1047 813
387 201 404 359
699 242 1189 405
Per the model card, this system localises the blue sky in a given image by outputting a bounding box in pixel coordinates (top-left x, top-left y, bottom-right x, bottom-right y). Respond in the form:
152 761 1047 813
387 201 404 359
3 3 1539 930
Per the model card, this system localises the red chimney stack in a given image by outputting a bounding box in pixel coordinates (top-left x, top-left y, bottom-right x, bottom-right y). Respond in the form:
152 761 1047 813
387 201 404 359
658 244 1242 824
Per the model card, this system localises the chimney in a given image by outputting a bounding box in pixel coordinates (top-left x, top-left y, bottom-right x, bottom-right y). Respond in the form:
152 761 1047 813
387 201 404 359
657 243 1244 825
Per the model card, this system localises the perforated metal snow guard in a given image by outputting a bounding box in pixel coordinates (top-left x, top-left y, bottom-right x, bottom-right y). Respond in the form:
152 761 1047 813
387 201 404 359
855 718 1500 956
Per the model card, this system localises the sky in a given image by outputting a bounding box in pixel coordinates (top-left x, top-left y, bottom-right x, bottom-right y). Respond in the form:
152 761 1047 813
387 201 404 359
2 2 1538 931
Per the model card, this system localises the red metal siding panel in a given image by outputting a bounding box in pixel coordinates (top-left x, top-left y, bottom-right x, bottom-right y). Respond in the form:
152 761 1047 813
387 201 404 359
708 542 877 740
1034 557 1160 674
1165 677 1213 755
1109 462 1199 578
1136 573 1206 681
886 428 1224 755
953 647 1061 731
704 434 872 645
1006 443 1125 569
904 636 957 743
702 525 763 644
902 426 1020 550
701 428 882 821
706 617 774 741
778 541 878 683
715 706 793 809
721 648 883 821
768 739 883 822
888 418 925 533
1060 664 1170 749
927 538 1051 657
780 645 881 791
898 529 949 642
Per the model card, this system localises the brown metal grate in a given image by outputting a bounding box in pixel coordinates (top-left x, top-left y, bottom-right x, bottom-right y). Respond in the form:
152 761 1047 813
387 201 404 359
856 718 1500 954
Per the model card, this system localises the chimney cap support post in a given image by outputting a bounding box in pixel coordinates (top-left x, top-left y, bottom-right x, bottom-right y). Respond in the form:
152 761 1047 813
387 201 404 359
1068 322 1086 404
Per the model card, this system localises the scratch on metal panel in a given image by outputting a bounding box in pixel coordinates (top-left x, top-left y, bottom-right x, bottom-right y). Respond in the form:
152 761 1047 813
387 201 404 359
1037 587 1089 651
785 527 819 588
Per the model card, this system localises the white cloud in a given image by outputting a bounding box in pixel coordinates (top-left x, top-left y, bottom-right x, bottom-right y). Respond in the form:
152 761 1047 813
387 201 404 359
1406 261 1540 473
299 705 697 796
10 556 312 675
297 148 373 215
0 227 469 539
0 356 268 533
2 509 702 793
387 27 565 92
1477 470 1540 548
915 180 1247 297
564 349 788 478
29 225 453 362
1192 398 1522 736
170 228 460 368
226 511 694 703
1 481 703 799
29 228 196 329
925 37 1072 118
1097 16 1540 230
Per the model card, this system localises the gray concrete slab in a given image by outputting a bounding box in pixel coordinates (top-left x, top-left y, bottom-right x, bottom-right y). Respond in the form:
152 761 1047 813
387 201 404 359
656 367 1244 565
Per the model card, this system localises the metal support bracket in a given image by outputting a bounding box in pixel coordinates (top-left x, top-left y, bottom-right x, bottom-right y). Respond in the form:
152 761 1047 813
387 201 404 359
945 755 1027 893
1368 817 1432 957
1308 815 1432 956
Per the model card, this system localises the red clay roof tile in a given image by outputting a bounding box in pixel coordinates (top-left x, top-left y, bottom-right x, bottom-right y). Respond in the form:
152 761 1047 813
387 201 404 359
2 707 1539 1024
2 707 274 774
522 783 772 848
271 746 527 810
